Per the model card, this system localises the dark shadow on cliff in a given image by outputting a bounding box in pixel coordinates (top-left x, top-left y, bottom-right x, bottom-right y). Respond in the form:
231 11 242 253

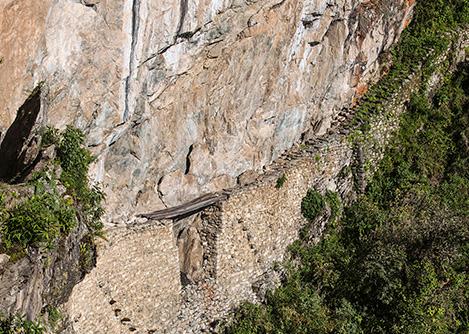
0 87 42 183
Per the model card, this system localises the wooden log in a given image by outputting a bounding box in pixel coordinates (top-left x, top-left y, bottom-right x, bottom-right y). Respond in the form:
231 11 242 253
137 191 229 220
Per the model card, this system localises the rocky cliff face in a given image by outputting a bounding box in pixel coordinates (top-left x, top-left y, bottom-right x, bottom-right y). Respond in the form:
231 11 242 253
0 0 413 223
0 220 94 323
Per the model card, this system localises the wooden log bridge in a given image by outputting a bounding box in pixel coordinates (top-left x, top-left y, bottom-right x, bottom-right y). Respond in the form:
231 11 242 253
137 191 230 221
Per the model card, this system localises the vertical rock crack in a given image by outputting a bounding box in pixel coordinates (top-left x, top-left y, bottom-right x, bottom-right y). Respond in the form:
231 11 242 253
123 0 141 122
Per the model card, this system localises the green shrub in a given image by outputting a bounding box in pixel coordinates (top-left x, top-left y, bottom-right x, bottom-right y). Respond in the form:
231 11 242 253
275 174 287 189
56 126 104 236
1 191 76 250
325 191 341 221
0 126 104 253
79 236 96 273
0 194 7 223
0 314 44 334
334 300 363 334
57 126 94 198
44 306 62 329
42 126 104 236
225 284 331 334
40 127 60 148
301 189 325 221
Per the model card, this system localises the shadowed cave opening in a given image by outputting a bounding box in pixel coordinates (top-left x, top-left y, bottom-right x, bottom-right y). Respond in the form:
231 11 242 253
0 87 42 183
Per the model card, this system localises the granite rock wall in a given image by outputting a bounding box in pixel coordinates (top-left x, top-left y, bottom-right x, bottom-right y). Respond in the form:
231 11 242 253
0 0 414 223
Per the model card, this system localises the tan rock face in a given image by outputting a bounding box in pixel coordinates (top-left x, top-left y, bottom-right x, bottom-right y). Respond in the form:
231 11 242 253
0 0 51 130
0 0 414 222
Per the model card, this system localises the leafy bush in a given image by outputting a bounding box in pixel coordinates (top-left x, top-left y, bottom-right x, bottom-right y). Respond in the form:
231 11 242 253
0 194 7 223
0 314 44 334
43 126 104 235
1 192 76 250
57 127 94 198
40 127 60 148
56 126 104 236
79 236 96 273
44 306 62 329
325 191 341 221
301 189 325 221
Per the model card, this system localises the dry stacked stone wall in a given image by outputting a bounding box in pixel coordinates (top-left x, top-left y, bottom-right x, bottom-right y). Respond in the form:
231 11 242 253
65 224 181 333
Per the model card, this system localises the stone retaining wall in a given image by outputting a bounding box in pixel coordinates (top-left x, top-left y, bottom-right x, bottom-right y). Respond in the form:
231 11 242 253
65 224 181 333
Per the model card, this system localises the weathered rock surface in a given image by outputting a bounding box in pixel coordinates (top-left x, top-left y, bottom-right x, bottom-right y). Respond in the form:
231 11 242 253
0 0 414 223
177 216 204 284
0 218 95 322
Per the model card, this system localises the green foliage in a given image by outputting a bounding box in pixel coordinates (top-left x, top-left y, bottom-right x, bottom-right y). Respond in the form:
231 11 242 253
0 194 7 223
349 0 469 134
79 236 96 273
57 127 93 198
225 54 469 334
56 126 104 236
0 126 104 254
324 191 341 222
44 306 62 329
0 314 44 334
275 174 287 189
226 285 331 334
40 127 60 148
301 189 325 221
1 190 76 251
45 126 104 235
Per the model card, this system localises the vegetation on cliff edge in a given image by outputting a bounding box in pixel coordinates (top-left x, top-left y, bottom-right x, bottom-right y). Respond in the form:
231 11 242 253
0 126 104 332
0 126 104 255
350 0 469 133
0 315 44 334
